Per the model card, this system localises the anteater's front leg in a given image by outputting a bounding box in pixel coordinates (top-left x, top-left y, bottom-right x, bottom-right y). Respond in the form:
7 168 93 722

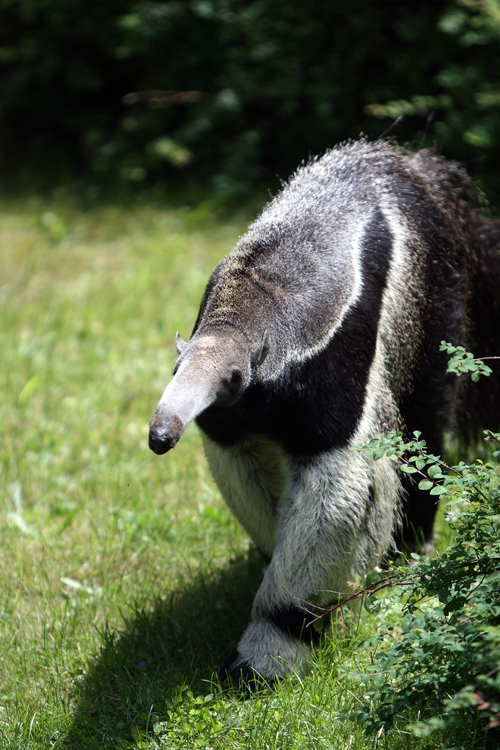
221 448 398 686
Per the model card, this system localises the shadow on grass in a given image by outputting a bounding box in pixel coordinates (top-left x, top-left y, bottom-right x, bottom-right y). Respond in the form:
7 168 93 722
63 548 265 749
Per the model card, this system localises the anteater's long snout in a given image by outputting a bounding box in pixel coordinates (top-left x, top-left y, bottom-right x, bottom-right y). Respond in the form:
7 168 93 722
149 332 256 456
148 350 221 456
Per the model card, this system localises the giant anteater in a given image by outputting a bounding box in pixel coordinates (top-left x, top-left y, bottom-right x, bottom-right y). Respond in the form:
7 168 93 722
149 139 500 685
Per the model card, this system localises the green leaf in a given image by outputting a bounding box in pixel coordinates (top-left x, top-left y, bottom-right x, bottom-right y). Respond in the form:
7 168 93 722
430 485 448 495
419 479 434 491
356 712 371 725
400 464 417 474
428 464 444 479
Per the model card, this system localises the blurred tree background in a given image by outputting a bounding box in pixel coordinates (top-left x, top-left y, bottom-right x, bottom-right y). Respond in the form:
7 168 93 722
1 0 499 202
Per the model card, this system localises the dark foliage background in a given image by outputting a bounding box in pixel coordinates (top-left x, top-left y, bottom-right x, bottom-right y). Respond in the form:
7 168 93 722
1 0 500 200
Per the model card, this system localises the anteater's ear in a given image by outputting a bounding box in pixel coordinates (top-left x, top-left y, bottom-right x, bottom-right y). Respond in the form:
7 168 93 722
175 332 188 356
253 330 270 370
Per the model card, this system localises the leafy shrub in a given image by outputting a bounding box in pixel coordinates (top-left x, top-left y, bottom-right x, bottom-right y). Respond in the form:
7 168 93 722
344 343 500 747
366 0 500 201
1 1 500 199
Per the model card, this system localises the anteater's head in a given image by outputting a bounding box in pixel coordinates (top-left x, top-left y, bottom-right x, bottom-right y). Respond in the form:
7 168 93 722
148 329 269 455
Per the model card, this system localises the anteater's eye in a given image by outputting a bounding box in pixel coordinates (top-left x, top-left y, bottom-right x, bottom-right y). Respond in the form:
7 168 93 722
220 367 244 402
230 368 242 386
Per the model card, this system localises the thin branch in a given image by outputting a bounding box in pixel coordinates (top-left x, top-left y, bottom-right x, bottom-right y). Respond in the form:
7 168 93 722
299 556 500 625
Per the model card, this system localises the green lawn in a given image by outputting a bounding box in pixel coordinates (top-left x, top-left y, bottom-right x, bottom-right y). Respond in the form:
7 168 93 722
0 195 435 749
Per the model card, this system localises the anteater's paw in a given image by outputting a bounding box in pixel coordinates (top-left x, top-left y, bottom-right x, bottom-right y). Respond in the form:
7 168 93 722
218 619 310 690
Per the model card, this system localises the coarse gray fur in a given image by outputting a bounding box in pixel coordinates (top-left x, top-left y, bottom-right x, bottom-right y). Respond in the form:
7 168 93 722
149 139 500 687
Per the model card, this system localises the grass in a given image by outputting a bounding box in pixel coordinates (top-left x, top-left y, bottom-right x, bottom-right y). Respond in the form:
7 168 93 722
0 193 439 749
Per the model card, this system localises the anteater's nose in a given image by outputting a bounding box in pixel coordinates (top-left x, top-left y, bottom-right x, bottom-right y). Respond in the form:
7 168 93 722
148 414 184 455
149 429 174 454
